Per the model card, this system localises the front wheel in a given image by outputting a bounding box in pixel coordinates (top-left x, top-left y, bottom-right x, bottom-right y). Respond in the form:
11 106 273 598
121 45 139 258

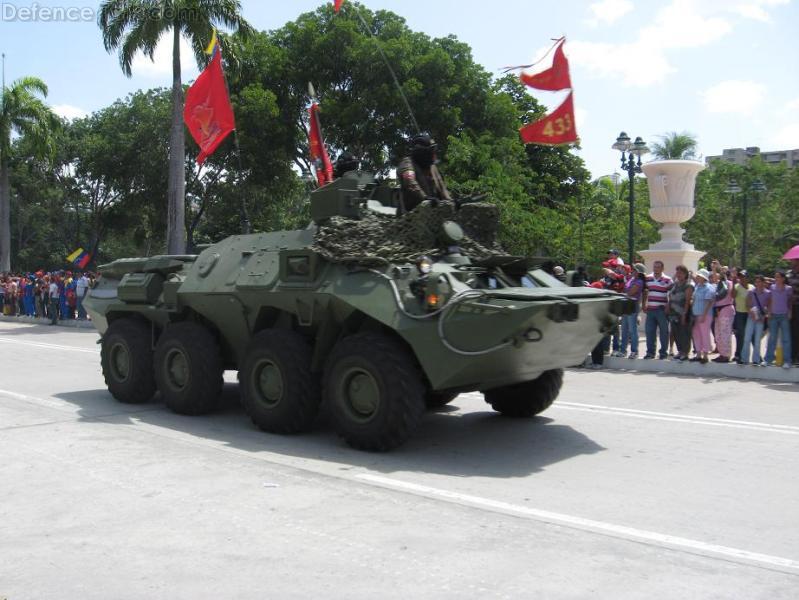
324 333 425 451
484 369 563 417
100 318 156 404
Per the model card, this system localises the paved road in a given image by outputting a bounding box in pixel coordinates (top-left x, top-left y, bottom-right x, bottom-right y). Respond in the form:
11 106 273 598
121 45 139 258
1 321 798 599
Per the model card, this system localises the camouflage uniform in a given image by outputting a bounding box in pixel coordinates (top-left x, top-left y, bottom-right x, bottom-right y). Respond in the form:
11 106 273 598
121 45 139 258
397 157 452 213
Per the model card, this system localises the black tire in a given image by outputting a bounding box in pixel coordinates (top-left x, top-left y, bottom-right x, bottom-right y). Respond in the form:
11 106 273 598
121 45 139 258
324 332 425 451
240 329 321 434
425 390 459 410
100 318 156 404
484 369 564 417
154 322 223 416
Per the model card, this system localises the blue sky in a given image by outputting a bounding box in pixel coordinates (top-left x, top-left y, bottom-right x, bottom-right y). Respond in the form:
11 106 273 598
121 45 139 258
1 0 797 178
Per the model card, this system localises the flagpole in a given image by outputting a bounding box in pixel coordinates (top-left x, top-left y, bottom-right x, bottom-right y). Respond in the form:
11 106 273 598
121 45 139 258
350 6 420 134
205 32 251 235
232 130 251 234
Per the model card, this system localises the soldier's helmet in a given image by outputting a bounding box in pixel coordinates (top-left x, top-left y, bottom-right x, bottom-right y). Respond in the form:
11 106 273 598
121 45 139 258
334 151 359 178
410 133 437 167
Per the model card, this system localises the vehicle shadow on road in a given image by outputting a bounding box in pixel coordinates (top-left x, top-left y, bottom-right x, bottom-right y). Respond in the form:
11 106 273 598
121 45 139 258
55 384 605 479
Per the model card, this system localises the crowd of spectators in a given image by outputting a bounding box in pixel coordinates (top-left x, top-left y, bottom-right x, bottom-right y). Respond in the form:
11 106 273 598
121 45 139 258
581 250 799 370
0 271 95 325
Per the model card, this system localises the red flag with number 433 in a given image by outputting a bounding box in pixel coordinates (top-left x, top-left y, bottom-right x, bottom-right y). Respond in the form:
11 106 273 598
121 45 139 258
519 91 577 145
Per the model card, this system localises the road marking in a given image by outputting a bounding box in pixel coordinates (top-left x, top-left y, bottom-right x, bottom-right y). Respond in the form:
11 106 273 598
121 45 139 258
0 336 98 354
554 402 799 435
356 473 799 572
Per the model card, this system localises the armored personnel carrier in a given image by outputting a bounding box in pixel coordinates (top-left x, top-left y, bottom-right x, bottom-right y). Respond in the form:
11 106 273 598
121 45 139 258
84 171 632 451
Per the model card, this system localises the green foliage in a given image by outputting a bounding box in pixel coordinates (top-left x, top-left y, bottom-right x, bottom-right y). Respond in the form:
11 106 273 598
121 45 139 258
651 131 698 160
5 4 798 276
1 76 60 270
689 159 798 274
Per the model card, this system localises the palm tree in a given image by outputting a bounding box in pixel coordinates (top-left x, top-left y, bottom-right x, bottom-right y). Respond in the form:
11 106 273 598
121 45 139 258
99 0 252 254
0 76 58 272
651 131 698 160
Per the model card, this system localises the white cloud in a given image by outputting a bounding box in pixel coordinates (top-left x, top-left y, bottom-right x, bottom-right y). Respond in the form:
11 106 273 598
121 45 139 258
701 80 766 115
567 40 675 87
769 122 799 149
571 0 733 87
575 106 588 130
586 0 634 26
733 4 771 21
52 104 88 120
730 0 790 22
783 96 799 112
640 0 732 49
131 32 198 79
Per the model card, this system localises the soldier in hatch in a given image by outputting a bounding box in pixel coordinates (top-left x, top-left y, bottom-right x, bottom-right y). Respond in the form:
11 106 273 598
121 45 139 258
397 133 452 212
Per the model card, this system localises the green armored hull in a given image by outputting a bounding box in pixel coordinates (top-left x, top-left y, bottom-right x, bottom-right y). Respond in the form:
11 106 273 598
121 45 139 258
85 172 632 450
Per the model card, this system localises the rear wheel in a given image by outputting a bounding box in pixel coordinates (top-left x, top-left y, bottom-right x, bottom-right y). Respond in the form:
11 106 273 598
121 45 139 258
101 318 156 404
484 369 563 417
240 329 321 433
154 322 223 415
324 333 425 451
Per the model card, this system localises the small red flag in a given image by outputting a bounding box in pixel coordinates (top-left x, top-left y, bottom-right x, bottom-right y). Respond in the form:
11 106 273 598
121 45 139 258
309 102 334 186
334 0 344 13
519 91 578 145
520 38 571 91
183 48 236 165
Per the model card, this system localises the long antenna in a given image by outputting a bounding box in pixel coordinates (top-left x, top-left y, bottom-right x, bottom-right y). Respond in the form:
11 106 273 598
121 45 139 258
1 53 5 118
350 7 420 134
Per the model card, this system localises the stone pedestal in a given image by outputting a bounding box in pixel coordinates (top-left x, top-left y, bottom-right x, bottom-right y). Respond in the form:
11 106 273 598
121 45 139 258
638 160 706 277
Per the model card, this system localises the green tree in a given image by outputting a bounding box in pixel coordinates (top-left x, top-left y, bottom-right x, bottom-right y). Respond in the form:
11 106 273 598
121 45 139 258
0 76 58 271
651 131 698 160
98 0 252 255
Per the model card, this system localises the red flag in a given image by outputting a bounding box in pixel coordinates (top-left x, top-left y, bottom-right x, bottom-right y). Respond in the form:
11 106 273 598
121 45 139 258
519 91 578 145
183 48 236 165
520 38 571 91
334 0 344 13
309 102 334 186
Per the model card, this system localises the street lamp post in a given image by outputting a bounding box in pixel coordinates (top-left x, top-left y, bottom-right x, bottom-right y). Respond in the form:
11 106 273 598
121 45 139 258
728 178 766 268
612 132 649 265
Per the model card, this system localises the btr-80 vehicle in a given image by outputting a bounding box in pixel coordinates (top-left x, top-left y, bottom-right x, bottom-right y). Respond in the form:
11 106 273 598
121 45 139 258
84 171 632 451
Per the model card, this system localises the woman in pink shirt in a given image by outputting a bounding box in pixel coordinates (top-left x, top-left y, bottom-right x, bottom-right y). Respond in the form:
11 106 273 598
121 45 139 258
712 270 735 363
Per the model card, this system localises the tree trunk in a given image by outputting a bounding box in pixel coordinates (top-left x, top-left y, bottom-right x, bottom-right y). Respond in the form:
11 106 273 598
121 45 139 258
166 25 186 255
0 154 10 272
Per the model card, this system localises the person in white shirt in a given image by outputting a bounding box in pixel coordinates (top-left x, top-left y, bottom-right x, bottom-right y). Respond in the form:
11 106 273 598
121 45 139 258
48 278 60 325
76 274 89 319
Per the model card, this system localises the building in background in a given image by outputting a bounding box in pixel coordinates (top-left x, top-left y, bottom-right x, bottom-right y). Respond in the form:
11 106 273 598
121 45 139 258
706 147 799 167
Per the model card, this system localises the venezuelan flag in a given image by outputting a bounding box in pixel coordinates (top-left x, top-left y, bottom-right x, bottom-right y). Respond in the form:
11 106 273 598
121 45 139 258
67 247 91 269
205 28 218 55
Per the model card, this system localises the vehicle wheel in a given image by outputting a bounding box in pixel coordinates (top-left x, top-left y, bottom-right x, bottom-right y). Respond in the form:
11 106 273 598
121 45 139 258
240 329 321 433
484 369 564 417
154 322 223 416
324 332 425 451
425 390 459 410
101 318 156 404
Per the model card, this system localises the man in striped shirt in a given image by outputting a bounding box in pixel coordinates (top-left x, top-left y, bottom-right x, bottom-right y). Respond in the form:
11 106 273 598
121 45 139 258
643 260 674 359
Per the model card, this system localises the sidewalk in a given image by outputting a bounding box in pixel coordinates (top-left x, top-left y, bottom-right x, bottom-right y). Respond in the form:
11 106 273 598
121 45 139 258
588 332 798 384
586 354 799 384
0 314 96 330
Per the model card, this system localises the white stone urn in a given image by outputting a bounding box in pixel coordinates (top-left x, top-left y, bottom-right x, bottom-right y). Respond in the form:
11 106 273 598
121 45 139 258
638 160 706 276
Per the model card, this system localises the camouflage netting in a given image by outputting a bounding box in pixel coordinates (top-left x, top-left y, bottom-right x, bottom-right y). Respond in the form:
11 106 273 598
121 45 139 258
312 200 505 266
